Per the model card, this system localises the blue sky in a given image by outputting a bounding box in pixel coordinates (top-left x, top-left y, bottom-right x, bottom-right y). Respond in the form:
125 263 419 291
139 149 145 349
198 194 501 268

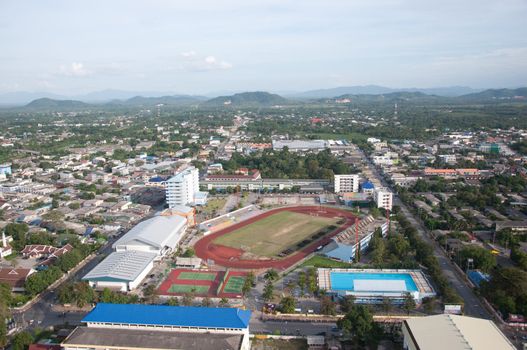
1 0 526 95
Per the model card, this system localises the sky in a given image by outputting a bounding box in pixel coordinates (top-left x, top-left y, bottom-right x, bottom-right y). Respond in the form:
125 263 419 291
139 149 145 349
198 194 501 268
1 0 527 95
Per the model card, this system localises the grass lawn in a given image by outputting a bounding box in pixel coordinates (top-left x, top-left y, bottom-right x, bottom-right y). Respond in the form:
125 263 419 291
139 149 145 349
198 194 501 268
301 255 352 268
178 272 217 281
223 276 245 293
167 284 210 294
201 197 227 215
213 211 339 257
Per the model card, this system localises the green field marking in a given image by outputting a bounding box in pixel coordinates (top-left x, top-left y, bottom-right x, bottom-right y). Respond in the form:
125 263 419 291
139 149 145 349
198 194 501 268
167 284 210 294
223 276 246 293
178 272 217 281
213 211 339 257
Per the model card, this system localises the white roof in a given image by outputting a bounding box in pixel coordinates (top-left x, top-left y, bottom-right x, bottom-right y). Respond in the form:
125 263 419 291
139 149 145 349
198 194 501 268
405 314 515 350
113 215 186 251
83 251 156 282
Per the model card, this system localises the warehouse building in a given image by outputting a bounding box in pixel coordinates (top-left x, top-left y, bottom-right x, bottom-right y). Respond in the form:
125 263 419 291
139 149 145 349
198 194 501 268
62 303 252 350
402 314 515 350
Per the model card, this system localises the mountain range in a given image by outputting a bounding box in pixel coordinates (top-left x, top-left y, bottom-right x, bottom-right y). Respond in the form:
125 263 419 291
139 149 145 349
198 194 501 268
3 87 527 110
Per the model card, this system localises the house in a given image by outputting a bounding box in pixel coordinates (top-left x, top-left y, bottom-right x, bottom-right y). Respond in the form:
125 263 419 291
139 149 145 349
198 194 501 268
0 268 35 292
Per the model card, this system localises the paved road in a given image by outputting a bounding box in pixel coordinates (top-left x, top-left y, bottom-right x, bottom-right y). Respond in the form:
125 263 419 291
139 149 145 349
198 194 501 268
360 150 491 319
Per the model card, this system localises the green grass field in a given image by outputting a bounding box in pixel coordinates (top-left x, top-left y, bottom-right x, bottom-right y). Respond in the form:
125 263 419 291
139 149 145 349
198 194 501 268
213 211 339 257
167 284 210 294
178 272 217 281
223 276 246 293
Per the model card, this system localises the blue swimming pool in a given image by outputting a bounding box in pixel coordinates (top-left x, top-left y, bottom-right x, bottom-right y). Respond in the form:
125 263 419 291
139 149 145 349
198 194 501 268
330 272 418 292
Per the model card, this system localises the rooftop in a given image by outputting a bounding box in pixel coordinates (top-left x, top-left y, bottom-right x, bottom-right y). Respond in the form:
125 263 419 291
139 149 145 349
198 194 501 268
404 314 515 350
82 303 252 329
82 251 157 282
62 326 243 350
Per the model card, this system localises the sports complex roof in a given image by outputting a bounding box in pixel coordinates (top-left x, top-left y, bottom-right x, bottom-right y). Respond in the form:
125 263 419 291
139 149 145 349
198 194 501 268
82 303 252 329
83 251 157 282
404 314 515 350
112 215 186 251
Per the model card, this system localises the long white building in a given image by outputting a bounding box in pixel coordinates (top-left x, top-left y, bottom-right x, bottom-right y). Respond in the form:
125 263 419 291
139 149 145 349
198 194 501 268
334 174 359 193
166 167 207 207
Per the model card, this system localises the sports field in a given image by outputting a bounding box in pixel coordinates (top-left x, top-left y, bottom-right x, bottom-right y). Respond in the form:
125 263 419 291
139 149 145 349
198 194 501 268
212 210 339 257
178 271 216 281
167 284 210 294
222 276 246 294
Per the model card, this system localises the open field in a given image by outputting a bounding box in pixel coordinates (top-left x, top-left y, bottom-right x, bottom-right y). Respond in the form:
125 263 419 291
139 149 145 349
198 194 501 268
212 211 339 257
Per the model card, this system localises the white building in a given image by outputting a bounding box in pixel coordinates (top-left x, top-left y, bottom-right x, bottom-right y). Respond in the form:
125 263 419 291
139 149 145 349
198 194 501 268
402 314 515 350
113 215 187 257
166 166 207 207
334 174 359 193
373 188 393 211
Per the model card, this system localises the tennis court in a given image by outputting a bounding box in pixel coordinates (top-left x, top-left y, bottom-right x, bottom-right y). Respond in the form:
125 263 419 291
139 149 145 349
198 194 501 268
178 271 217 281
222 276 246 294
167 284 211 294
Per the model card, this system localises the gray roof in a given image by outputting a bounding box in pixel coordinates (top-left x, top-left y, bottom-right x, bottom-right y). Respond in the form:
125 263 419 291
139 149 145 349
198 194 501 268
62 326 243 350
83 251 157 282
113 215 186 251
272 139 327 150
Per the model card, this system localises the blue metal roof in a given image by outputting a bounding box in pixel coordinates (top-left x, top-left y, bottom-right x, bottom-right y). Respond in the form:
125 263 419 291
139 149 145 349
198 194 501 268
82 303 251 329
362 181 375 189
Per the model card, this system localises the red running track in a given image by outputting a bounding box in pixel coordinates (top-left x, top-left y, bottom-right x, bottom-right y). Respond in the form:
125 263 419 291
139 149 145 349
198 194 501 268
194 206 357 270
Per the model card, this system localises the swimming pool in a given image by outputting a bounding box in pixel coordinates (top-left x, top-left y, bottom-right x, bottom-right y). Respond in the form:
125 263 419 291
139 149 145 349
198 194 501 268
330 272 418 292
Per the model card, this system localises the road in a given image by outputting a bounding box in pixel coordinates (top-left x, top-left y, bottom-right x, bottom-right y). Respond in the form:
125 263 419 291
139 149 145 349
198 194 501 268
250 315 336 336
360 150 491 319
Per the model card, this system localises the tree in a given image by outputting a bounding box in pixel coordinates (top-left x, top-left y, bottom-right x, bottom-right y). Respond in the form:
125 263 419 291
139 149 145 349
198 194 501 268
12 331 34 350
264 269 278 281
167 298 179 306
339 295 356 313
52 198 59 209
297 271 306 295
219 297 229 307
201 297 211 307
181 248 195 257
381 297 393 315
458 246 497 272
181 293 193 306
278 296 296 314
320 295 336 315
337 305 379 346
42 209 65 223
403 293 416 315
262 281 274 301
242 273 254 296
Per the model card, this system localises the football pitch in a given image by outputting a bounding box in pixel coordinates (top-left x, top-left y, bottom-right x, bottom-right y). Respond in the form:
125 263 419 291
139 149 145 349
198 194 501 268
212 210 339 257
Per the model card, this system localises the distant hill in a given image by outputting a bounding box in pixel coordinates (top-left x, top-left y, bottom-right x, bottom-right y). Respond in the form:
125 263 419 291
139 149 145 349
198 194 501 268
25 98 90 109
202 91 290 107
461 88 527 100
332 91 441 103
111 95 206 106
295 85 482 98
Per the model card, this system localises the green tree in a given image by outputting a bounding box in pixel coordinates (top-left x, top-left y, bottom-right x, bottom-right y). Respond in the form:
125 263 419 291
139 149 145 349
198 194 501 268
458 246 497 273
264 269 278 281
278 296 296 314
337 305 380 346
262 281 274 301
339 295 356 313
403 293 416 315
320 295 336 315
12 331 34 350
219 297 229 307
167 298 179 306
42 209 65 223
181 293 193 306
201 297 211 307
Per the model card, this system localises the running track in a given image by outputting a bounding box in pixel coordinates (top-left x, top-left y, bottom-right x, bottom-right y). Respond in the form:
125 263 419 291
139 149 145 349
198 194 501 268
194 206 357 269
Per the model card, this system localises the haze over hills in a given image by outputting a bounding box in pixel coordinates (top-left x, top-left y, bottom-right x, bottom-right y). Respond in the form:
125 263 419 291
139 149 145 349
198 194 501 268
294 85 484 98
25 98 91 109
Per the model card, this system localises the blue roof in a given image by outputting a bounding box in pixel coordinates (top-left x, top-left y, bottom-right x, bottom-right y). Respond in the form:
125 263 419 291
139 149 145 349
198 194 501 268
362 181 374 189
467 270 490 287
148 176 166 182
82 303 251 329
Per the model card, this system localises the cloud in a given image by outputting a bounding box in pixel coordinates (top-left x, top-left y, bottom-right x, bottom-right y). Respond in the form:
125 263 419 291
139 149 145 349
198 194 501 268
58 62 91 77
177 51 233 71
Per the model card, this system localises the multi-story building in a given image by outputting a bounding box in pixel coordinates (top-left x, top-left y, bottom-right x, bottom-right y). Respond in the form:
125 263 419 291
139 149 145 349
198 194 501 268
373 188 393 211
0 163 11 176
334 174 359 193
166 167 203 207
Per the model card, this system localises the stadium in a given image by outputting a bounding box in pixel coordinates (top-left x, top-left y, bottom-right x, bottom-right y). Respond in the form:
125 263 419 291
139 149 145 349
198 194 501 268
318 268 435 303
194 206 357 269
157 269 248 298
